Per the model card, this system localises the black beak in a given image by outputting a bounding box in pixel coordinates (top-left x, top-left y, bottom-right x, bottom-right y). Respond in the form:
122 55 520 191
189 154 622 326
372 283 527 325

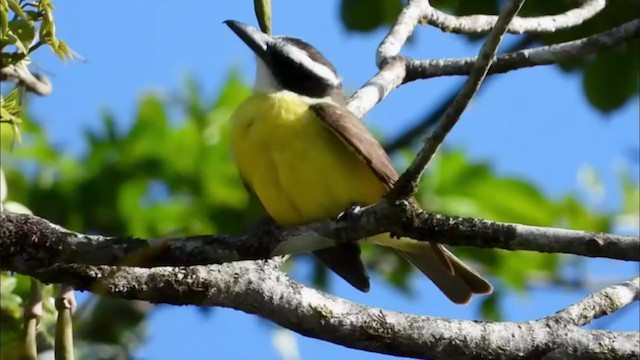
224 20 271 61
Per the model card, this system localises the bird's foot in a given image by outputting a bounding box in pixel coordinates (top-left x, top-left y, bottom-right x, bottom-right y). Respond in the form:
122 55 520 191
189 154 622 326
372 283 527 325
337 204 363 224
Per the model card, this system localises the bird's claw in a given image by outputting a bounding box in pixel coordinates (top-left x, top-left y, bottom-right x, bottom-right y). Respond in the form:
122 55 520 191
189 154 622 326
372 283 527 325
337 204 363 223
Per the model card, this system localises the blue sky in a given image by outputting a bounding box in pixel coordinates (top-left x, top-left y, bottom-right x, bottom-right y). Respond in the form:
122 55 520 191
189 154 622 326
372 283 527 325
23 1 640 359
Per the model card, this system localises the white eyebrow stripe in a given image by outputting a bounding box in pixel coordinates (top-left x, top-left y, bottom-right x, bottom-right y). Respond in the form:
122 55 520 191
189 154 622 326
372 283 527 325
279 44 341 86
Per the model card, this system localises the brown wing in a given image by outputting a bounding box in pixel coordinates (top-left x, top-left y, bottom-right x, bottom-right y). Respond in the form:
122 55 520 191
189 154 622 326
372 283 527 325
310 102 455 276
309 102 399 189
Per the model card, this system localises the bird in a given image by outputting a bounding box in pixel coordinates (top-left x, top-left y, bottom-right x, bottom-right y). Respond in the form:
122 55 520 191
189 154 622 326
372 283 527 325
224 20 492 304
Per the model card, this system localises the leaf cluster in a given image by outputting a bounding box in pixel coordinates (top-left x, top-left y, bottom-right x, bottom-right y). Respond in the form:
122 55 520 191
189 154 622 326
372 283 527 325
1 0 72 65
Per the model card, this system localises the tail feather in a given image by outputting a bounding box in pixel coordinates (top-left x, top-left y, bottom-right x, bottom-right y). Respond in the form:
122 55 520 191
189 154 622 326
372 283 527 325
399 248 473 304
430 243 454 275
369 234 491 304
313 243 370 292
440 245 493 295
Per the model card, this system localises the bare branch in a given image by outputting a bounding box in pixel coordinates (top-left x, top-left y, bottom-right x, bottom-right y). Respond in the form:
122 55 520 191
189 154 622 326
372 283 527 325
2 204 638 275
346 57 407 118
405 19 640 82
390 0 527 199
376 0 427 65
347 3 636 119
13 261 639 359
0 61 52 96
545 277 640 327
421 0 606 34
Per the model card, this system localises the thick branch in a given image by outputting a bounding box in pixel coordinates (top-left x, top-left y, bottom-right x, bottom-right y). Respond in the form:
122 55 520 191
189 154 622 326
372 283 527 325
421 0 606 35
2 204 638 273
390 0 526 199
13 261 640 360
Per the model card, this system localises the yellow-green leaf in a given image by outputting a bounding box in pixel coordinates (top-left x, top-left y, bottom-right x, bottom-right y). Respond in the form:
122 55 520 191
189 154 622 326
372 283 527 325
7 0 29 21
253 0 272 35
8 18 35 53
1 5 9 39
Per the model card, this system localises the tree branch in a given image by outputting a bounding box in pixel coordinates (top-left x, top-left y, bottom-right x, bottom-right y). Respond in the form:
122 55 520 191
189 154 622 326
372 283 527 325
1 1 636 359
420 0 606 35
545 277 640 327
2 203 638 275
390 0 527 199
10 260 639 359
346 57 407 118
405 19 640 82
376 0 427 66
346 2 637 119
0 61 52 96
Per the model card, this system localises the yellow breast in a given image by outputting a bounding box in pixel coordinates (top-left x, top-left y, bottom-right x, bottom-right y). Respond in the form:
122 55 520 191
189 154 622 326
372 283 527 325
230 92 386 226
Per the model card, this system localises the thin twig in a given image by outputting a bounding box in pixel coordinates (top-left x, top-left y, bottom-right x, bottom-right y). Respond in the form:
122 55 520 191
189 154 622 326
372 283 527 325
404 19 640 82
346 3 636 120
54 284 76 360
376 0 427 65
21 278 42 360
389 0 528 199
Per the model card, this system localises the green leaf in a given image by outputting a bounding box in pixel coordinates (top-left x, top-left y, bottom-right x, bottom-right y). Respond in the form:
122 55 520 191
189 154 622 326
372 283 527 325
577 165 605 202
0 274 18 295
1 89 23 146
214 70 251 110
311 258 329 290
7 0 28 21
616 167 640 233
582 41 640 113
23 10 42 22
423 150 557 226
39 13 55 43
455 0 499 17
10 120 21 147
7 18 35 54
557 196 610 233
1 5 9 40
340 0 403 32
253 0 272 35
1 106 17 122
54 40 75 62
479 292 502 321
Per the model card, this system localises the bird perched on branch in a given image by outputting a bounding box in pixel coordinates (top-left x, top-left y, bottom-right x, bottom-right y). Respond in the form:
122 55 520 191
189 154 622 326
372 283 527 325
225 20 492 304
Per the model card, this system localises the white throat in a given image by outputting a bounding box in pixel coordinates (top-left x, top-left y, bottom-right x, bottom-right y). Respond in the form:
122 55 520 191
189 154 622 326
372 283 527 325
254 58 282 93
252 57 340 106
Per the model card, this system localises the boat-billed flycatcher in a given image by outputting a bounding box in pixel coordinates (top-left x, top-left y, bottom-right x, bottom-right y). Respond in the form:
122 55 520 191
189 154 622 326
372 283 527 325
225 20 492 304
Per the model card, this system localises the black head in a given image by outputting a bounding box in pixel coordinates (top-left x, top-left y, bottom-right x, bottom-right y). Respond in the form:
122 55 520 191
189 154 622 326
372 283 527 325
225 20 344 100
